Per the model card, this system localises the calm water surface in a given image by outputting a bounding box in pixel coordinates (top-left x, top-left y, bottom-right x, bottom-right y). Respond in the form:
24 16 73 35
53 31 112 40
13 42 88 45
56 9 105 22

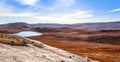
14 31 42 37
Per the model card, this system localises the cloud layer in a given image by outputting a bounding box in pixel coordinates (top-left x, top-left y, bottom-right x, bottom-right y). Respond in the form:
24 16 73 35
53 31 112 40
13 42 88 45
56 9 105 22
0 0 94 24
109 8 120 12
0 0 120 24
16 0 38 6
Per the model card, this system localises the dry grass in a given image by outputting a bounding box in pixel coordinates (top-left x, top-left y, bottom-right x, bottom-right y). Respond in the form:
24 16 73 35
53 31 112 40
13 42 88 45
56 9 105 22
0 34 27 45
0 27 120 62
29 30 120 62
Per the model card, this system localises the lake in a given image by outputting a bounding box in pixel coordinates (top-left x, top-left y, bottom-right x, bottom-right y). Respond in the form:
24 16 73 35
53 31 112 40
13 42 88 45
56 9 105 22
14 31 42 37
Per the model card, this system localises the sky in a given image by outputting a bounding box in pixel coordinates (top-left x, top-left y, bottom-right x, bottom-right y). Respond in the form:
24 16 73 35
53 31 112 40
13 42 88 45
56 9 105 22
0 0 120 24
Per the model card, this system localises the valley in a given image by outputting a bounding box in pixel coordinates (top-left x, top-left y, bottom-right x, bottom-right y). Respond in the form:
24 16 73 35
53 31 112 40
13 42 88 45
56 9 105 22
29 29 120 62
0 22 120 62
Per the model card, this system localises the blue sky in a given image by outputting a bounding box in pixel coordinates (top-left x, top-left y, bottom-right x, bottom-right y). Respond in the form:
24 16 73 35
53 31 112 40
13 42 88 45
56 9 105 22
0 0 120 24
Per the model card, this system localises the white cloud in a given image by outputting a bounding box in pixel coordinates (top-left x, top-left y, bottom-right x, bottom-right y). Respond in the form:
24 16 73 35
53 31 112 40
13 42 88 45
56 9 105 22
0 0 94 24
109 8 120 12
54 0 75 7
0 12 35 17
0 1 15 13
48 0 75 10
32 10 94 24
0 10 94 24
61 10 94 18
16 0 39 6
4 0 76 12
0 1 36 17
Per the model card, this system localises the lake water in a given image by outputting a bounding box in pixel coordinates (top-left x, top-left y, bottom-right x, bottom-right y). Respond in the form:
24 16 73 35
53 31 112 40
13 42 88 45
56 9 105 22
14 31 42 37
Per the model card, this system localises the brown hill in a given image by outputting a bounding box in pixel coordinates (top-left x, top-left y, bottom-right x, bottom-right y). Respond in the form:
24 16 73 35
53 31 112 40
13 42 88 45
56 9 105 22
0 22 120 62
28 29 120 62
0 33 98 62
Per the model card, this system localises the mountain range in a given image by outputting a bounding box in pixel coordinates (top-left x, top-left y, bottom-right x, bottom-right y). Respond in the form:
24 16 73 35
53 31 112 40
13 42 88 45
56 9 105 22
0 21 120 30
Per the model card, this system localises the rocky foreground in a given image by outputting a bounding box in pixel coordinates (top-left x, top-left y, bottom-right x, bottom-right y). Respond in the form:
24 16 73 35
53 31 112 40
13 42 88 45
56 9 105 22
0 34 99 62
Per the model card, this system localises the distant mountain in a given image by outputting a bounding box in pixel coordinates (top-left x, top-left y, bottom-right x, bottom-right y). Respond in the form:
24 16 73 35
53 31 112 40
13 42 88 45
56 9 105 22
69 21 120 30
0 21 120 30
0 22 30 28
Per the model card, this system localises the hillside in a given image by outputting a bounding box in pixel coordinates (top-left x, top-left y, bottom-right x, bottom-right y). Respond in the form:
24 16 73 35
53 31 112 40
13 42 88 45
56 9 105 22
0 22 120 62
0 34 98 62
29 30 120 62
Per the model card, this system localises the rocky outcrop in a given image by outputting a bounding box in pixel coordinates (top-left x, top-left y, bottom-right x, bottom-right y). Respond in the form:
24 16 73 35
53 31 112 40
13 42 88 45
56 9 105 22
0 34 27 45
0 34 99 62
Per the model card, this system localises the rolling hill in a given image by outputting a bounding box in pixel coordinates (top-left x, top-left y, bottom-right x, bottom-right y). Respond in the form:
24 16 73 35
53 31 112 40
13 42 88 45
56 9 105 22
0 21 120 30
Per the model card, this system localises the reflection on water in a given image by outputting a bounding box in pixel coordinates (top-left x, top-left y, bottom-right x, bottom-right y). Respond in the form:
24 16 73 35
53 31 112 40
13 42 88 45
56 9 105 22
14 31 42 37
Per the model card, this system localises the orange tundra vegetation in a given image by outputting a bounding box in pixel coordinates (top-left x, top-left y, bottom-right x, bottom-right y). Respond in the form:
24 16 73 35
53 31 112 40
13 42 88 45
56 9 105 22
29 29 120 62
0 27 120 62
